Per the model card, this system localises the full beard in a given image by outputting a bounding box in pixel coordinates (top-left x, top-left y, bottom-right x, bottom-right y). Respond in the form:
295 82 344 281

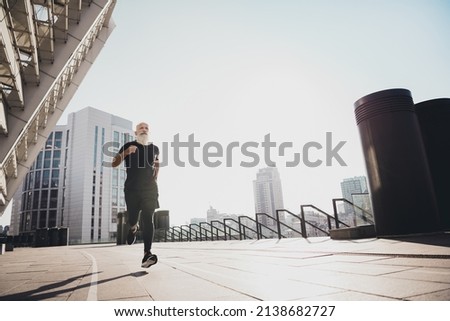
136 133 149 145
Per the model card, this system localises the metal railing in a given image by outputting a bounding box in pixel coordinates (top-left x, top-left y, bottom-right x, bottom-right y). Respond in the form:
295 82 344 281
150 201 375 244
189 223 211 242
180 225 197 242
276 209 304 238
238 216 260 240
12 198 377 247
200 222 221 241
332 198 374 226
300 204 349 237
255 212 284 239
212 220 240 241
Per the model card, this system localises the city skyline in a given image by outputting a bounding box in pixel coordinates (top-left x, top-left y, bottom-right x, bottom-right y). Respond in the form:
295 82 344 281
0 105 367 228
2 1 450 227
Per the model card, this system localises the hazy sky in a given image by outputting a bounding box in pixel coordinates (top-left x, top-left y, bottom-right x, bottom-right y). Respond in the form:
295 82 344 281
2 0 450 226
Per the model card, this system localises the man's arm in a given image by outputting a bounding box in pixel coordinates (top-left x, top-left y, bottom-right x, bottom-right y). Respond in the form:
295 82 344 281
153 158 160 180
153 146 160 180
112 145 136 167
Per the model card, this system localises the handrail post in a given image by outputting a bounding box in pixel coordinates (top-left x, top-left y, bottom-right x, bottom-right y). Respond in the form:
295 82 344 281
189 224 197 241
276 210 282 239
170 227 175 242
238 216 244 240
199 222 207 241
332 199 340 228
193 227 198 241
224 218 237 240
215 226 219 241
300 206 307 238
190 224 200 241
180 226 187 242
256 220 261 239
223 222 227 240
238 217 244 240
192 225 197 241
256 214 261 239
198 224 203 241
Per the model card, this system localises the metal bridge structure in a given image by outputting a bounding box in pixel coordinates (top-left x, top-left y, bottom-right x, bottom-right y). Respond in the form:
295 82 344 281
0 0 116 216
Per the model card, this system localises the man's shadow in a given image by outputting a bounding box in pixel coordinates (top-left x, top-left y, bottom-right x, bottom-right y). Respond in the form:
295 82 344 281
0 270 149 301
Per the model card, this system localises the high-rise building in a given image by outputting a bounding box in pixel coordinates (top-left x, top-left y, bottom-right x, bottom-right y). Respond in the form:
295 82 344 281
206 206 220 223
11 107 133 244
253 167 284 227
190 217 206 225
340 176 373 225
206 206 238 223
340 176 368 203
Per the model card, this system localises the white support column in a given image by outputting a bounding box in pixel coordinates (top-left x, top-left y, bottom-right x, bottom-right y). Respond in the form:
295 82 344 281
0 98 7 135
0 165 7 203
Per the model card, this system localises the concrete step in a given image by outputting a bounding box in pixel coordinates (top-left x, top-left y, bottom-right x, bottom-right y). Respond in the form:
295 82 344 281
330 224 376 240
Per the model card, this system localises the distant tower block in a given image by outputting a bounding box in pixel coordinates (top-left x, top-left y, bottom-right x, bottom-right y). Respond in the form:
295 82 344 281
415 98 450 230
354 88 439 236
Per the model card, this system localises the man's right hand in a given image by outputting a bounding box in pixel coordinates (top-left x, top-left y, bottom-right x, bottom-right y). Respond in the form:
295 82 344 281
112 145 137 167
127 145 137 155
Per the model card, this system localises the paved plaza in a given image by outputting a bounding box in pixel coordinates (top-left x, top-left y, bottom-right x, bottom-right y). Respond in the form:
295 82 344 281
0 233 449 301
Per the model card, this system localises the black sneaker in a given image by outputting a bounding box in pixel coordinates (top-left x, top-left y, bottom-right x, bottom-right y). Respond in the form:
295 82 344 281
126 225 138 245
141 252 158 268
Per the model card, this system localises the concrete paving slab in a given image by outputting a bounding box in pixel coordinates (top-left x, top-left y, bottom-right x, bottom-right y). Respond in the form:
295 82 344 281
307 290 400 301
0 233 449 301
308 270 450 299
407 288 450 301
385 267 450 283
311 261 412 276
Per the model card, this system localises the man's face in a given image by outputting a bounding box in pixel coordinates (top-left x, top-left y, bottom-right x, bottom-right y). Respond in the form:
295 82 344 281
135 123 149 137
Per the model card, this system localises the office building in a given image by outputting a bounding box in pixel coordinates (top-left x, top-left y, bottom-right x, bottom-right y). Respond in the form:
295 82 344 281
340 176 373 225
11 107 133 244
340 176 368 203
253 167 284 227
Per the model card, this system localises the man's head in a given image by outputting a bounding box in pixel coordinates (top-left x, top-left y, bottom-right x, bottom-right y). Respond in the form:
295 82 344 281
135 122 149 145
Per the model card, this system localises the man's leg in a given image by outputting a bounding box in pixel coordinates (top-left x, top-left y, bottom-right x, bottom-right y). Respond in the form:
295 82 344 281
140 190 158 268
124 189 140 245
140 199 155 253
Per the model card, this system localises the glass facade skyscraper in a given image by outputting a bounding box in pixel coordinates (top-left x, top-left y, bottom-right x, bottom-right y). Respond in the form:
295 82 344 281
11 107 134 244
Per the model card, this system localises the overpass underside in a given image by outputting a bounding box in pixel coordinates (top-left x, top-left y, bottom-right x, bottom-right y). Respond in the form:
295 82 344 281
0 0 116 215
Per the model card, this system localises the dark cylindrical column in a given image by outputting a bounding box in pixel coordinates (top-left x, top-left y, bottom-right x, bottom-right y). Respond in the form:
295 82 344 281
154 210 170 230
415 98 450 230
354 88 440 236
